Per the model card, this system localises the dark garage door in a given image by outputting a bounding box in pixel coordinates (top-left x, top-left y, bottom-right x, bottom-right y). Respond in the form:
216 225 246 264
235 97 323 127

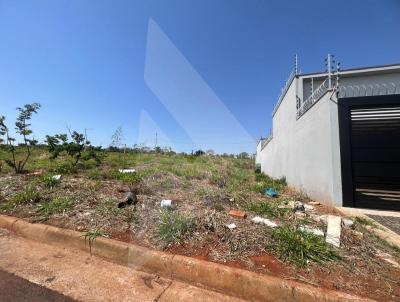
350 105 400 210
339 95 400 211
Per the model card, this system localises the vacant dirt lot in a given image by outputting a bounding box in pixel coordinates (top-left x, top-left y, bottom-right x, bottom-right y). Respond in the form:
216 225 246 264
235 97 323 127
1 148 400 301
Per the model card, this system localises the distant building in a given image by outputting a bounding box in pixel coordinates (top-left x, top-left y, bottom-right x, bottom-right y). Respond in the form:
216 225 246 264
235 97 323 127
256 58 400 210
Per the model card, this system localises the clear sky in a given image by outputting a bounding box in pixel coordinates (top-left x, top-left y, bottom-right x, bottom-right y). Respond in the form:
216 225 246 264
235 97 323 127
1 0 399 154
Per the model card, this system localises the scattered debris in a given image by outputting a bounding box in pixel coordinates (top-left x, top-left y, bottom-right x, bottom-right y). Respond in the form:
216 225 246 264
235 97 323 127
52 175 62 181
118 192 138 208
303 204 314 211
376 250 400 268
308 201 320 206
126 192 138 205
293 201 305 213
118 168 136 174
229 210 246 219
264 188 277 198
30 169 44 176
251 216 278 228
226 223 237 230
229 198 234 202
161 199 174 208
342 218 354 228
352 230 364 240
326 215 341 247
299 225 324 237
294 212 306 218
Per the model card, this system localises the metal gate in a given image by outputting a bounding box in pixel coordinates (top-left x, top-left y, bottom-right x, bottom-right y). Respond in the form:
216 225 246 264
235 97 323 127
339 96 400 210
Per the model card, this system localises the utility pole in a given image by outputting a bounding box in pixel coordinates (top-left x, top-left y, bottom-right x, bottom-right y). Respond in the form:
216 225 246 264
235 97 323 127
155 132 158 148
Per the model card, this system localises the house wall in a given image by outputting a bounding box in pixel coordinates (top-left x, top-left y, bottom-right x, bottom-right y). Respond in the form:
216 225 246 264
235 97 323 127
258 67 400 206
259 78 342 205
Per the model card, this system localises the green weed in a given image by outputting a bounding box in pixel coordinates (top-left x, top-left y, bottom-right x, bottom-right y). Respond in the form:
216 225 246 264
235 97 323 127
12 185 42 205
155 210 193 246
82 229 106 254
37 196 73 216
272 225 340 267
41 174 61 189
355 216 378 228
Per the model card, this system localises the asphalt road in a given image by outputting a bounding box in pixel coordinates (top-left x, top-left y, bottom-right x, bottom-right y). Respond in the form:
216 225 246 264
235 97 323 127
0 269 75 302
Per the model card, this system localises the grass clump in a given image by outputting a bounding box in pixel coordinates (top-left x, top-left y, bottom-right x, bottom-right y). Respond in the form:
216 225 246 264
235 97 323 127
37 196 73 216
355 216 378 228
245 200 288 218
95 198 120 217
41 174 61 189
272 225 339 267
115 172 142 191
155 210 193 246
12 185 42 205
253 174 287 194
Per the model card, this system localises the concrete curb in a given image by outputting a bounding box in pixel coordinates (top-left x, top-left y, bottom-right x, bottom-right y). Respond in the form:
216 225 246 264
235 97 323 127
0 215 372 302
338 207 400 249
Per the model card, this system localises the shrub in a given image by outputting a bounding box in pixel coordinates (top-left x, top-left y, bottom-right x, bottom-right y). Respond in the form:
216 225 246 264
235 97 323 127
12 185 42 205
54 162 77 174
155 210 193 246
45 131 101 168
37 196 73 216
271 225 339 267
116 172 142 192
41 175 60 189
245 200 288 218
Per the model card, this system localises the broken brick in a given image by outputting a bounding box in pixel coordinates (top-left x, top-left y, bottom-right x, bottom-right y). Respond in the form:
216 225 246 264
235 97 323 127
229 210 246 219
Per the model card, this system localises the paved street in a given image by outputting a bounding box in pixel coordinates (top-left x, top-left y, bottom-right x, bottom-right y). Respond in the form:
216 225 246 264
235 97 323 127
0 228 244 302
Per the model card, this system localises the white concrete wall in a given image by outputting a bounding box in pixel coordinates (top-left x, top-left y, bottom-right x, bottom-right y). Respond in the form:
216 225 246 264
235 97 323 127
259 78 342 205
258 67 400 206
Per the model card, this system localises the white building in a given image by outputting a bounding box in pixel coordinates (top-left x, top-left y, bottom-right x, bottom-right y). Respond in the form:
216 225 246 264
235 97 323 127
256 57 400 210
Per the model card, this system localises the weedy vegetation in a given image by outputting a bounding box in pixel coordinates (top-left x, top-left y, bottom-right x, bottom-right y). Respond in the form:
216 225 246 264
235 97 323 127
271 225 340 267
155 209 193 246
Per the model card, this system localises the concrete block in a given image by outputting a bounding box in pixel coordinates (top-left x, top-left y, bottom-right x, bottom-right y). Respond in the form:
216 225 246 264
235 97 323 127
326 215 341 247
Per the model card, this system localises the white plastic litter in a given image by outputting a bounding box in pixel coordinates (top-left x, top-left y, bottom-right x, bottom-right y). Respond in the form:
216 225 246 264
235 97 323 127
252 216 278 228
52 175 61 181
226 223 236 230
342 218 354 228
303 204 314 211
299 225 324 237
161 199 173 208
119 169 136 174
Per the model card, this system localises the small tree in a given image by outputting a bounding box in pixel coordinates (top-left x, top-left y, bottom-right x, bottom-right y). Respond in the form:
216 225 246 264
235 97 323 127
0 103 41 173
46 131 100 167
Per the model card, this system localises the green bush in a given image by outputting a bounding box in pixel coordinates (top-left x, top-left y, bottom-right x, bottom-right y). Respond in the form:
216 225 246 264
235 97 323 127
272 225 339 267
54 162 77 174
41 175 61 189
37 196 73 216
155 210 193 246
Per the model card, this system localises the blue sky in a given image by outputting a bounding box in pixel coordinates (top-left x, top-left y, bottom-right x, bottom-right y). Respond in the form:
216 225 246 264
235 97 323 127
0 0 399 153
